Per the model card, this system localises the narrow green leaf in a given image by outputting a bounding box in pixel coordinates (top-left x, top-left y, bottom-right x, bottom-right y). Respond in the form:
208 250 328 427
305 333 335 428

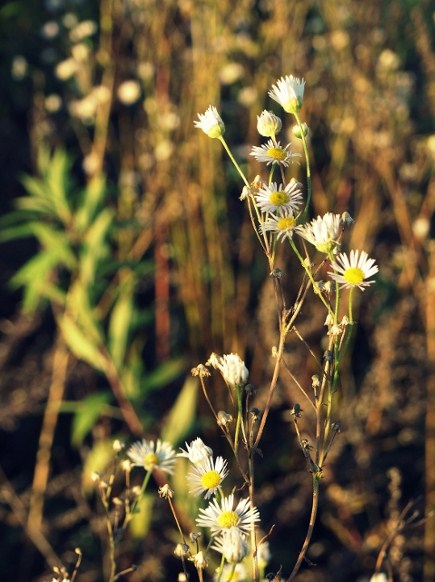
140 358 186 395
161 376 198 444
58 314 105 371
108 286 134 368
71 392 112 447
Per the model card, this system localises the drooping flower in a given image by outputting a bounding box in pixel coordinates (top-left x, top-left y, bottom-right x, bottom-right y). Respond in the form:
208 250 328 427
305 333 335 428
178 437 213 465
194 105 225 138
268 74 306 114
187 455 229 499
211 527 249 563
196 493 260 536
328 250 379 290
260 209 298 241
297 212 342 254
255 179 303 214
250 139 300 166
256 110 282 137
127 438 176 474
207 353 249 389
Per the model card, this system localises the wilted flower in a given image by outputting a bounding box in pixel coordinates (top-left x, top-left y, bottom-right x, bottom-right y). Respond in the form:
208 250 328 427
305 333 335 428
207 353 249 389
211 528 249 563
297 212 342 254
269 74 305 114
178 437 213 464
328 250 379 290
127 438 176 474
194 106 225 138
257 110 282 137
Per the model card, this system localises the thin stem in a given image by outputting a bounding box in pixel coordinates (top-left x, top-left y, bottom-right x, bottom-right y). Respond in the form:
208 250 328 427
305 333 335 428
219 136 250 188
286 476 320 581
293 110 312 221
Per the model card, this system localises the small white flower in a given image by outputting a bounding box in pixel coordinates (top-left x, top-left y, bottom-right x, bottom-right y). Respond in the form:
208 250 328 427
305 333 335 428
127 438 176 474
213 563 248 582
268 74 306 114
260 209 298 241
211 528 248 563
257 540 271 568
194 105 225 138
187 456 229 499
297 212 342 254
196 493 260 536
369 575 388 582
255 179 303 215
250 139 300 166
256 110 282 137
178 437 213 464
328 250 379 290
117 80 142 105
207 353 249 389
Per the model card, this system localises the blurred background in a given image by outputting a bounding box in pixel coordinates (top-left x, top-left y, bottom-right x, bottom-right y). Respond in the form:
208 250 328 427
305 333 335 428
0 0 434 580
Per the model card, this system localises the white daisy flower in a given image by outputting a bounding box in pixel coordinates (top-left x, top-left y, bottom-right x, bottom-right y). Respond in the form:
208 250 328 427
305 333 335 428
256 110 282 137
328 250 379 290
214 563 248 582
187 455 229 499
177 437 213 465
196 493 260 536
127 438 176 474
250 139 300 166
268 74 306 114
255 179 303 214
260 210 298 241
211 527 248 563
206 353 249 389
194 105 225 138
297 212 342 254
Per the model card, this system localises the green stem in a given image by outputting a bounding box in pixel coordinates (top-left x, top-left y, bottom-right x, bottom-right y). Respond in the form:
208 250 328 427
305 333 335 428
290 239 333 316
293 110 311 221
219 136 250 188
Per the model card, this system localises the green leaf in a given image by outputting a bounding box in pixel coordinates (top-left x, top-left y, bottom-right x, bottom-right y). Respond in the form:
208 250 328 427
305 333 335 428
108 285 134 368
140 358 186 395
79 208 113 285
71 392 113 447
28 223 76 269
58 314 105 372
82 438 116 493
10 251 65 313
75 174 106 232
161 376 198 444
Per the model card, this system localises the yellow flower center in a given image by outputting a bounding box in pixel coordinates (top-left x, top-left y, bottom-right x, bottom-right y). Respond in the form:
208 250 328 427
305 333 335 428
344 267 364 285
269 191 288 206
144 452 159 470
266 147 287 161
217 510 240 528
277 216 296 230
200 470 222 490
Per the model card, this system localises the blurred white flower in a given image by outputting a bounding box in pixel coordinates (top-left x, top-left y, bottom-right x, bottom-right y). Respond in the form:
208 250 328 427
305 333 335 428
211 528 248 563
117 80 142 105
127 438 176 474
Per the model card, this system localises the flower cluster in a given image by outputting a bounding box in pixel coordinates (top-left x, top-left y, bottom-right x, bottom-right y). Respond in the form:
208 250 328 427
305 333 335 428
194 74 379 292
